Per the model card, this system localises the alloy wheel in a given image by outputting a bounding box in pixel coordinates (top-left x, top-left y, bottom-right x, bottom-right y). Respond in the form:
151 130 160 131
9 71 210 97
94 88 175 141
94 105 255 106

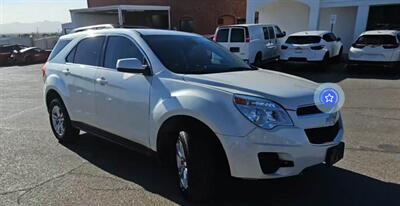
51 105 65 137
176 132 189 190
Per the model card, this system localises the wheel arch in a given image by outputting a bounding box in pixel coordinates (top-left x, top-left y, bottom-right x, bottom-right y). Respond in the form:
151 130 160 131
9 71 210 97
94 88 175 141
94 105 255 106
156 115 231 175
44 73 72 113
255 51 262 62
45 86 71 117
46 89 62 110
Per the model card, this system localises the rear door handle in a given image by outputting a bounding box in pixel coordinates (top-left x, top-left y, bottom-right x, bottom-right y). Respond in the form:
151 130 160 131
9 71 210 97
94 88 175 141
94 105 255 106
62 69 71 75
96 77 108 85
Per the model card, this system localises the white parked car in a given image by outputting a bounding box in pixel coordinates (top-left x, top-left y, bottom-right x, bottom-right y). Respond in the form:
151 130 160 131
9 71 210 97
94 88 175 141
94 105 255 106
44 27 344 202
348 30 400 68
214 24 286 66
280 31 343 64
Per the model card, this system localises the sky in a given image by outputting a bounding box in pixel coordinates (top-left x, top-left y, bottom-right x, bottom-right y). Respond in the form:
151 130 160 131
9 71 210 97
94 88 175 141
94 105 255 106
0 0 87 24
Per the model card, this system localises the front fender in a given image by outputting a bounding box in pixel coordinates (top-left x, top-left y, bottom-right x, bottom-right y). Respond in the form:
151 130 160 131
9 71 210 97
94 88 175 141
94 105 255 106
149 85 256 151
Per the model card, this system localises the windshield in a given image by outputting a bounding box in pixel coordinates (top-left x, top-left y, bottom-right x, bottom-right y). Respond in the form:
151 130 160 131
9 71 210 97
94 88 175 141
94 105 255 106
142 35 253 74
356 35 397 45
285 36 321 44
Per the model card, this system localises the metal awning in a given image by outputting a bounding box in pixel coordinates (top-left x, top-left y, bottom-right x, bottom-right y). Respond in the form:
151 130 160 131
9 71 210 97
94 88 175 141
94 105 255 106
70 5 171 28
70 5 170 13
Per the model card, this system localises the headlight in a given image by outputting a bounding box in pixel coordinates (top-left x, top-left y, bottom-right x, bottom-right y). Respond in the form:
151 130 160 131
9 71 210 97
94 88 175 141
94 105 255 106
233 94 293 130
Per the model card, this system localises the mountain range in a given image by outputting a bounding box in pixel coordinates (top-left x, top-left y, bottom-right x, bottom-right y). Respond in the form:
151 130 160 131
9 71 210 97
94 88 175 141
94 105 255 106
0 21 63 34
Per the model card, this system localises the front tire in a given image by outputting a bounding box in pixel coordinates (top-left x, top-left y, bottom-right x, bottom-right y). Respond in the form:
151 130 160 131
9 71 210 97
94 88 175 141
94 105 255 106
175 128 217 202
48 98 79 143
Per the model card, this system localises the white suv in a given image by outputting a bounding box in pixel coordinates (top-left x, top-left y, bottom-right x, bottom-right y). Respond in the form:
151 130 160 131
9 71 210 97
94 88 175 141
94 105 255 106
348 30 400 68
280 31 343 64
44 28 344 202
214 24 285 66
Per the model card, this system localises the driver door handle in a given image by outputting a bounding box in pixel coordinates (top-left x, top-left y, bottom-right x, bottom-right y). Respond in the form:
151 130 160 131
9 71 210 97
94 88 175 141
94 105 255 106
96 77 108 85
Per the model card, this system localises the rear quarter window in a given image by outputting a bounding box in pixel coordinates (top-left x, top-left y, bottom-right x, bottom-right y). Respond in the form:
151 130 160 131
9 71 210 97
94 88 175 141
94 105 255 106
48 39 71 60
323 33 336 42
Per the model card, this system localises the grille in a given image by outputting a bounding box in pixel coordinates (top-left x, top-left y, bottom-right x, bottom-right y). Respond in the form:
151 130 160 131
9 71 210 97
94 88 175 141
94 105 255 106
297 105 323 116
305 122 340 144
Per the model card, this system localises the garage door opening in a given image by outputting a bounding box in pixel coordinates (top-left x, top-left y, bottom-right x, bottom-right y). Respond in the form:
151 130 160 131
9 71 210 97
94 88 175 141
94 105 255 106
124 10 169 29
70 5 170 31
367 4 400 30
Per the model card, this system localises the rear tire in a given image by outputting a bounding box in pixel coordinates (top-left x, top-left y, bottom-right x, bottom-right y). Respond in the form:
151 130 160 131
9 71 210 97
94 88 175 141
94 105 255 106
335 47 343 63
320 52 330 68
253 53 263 67
48 98 79 143
175 126 218 202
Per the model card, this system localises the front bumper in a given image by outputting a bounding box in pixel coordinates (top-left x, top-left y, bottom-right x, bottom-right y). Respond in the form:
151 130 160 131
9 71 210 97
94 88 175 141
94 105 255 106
217 117 344 179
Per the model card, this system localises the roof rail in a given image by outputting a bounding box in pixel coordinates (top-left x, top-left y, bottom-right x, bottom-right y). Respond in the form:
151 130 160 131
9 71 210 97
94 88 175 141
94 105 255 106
70 24 150 33
70 24 115 33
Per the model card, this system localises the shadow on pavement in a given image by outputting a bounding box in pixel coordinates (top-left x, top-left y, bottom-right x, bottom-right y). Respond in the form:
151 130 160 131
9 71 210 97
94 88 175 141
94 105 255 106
264 62 400 83
65 133 400 206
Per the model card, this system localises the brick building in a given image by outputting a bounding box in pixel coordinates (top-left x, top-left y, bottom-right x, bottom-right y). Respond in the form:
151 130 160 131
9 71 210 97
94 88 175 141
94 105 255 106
83 0 246 34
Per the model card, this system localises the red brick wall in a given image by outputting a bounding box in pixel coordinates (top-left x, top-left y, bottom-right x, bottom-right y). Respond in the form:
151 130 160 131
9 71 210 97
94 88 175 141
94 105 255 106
87 0 246 34
88 0 169 7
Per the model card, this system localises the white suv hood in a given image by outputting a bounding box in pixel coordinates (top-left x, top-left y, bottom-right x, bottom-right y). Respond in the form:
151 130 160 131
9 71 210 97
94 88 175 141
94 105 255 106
184 69 318 110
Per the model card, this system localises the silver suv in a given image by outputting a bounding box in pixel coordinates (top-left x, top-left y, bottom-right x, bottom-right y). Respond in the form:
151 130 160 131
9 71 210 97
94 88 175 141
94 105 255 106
43 27 344 202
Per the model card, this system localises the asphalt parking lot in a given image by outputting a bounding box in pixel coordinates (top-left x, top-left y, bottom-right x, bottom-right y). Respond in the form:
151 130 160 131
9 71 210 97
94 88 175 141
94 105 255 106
0 63 399 206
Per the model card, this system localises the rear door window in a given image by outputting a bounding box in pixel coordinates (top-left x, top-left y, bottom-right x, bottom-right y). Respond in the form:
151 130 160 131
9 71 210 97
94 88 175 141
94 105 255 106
74 36 105 66
285 36 321 44
216 28 229 42
356 35 397 45
104 36 144 69
230 28 245 42
48 39 71 60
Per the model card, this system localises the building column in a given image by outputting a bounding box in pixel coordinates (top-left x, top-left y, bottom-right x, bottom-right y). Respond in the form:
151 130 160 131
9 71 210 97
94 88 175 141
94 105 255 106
118 7 123 26
307 2 320 30
246 0 256 24
246 0 271 24
353 5 369 41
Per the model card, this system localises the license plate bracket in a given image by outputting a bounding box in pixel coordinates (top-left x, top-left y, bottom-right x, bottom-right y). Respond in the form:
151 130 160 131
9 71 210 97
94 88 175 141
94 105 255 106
325 142 345 166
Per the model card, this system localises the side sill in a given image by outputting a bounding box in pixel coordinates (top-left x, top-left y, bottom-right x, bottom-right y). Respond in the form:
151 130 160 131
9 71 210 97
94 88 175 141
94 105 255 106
71 121 157 157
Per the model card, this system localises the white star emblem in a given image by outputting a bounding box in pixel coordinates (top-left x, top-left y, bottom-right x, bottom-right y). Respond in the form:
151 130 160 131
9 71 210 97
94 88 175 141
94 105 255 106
325 93 334 103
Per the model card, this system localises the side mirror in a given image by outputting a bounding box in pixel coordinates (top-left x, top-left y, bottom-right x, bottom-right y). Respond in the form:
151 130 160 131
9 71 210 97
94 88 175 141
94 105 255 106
116 58 150 75
277 31 286 38
336 37 341 41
